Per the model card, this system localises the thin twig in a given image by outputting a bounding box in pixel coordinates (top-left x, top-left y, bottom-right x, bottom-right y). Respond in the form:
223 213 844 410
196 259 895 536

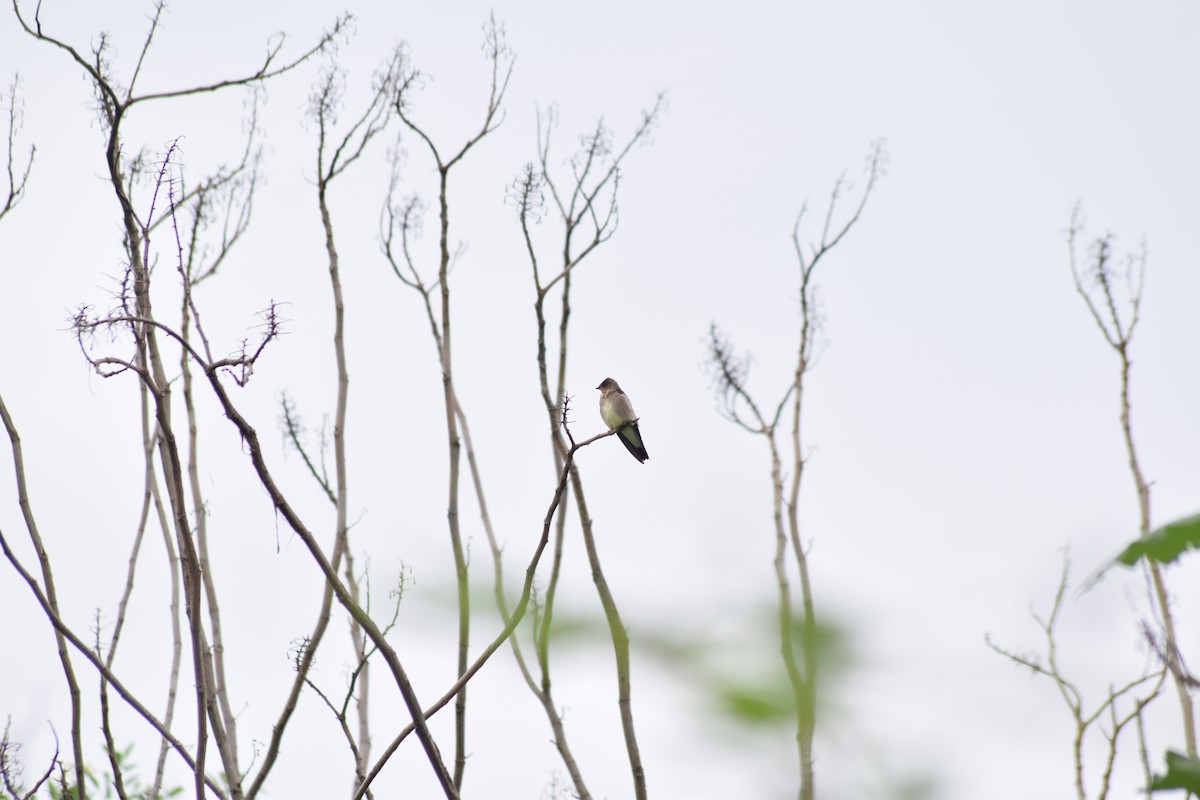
0 74 35 224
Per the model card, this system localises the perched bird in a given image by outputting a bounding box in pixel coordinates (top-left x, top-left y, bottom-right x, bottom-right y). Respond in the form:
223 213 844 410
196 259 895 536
596 377 649 463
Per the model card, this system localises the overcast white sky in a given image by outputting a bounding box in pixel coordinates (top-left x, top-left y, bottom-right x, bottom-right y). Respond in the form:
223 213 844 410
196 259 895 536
2 2 1199 798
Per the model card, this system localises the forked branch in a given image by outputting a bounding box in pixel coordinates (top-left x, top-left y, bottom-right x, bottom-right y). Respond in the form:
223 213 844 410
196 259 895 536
987 557 1167 800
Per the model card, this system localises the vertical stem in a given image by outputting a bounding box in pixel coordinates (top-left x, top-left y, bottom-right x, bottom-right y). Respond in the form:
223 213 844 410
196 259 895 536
434 164 470 791
1136 709 1153 800
786 273 817 800
318 175 362 792
568 465 646 800
536 488 568 689
770 434 810 800
538 269 570 700
1118 348 1196 757
343 549 372 782
147 444 183 799
181 274 242 786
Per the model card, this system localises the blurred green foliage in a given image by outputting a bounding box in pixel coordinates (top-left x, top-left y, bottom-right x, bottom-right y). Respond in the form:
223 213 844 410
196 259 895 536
1116 512 1200 566
1149 750 1200 793
0 742 183 800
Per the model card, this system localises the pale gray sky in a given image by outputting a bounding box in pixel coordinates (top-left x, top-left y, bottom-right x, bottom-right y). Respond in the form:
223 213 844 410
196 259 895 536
2 2 1198 798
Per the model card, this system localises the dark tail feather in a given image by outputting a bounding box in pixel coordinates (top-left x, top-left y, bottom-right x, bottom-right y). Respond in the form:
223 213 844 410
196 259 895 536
618 424 649 463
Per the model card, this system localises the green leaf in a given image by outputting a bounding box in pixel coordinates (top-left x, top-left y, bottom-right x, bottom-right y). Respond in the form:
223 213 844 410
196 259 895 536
714 679 797 725
1149 750 1200 793
1115 512 1200 566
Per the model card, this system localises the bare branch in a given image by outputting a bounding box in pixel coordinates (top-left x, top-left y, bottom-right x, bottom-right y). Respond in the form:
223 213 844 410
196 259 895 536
706 323 772 433
125 0 165 98
533 93 667 294
13 2 348 128
1067 203 1145 353
395 14 514 171
129 15 351 108
0 74 36 224
312 46 403 184
989 556 1169 800
0 719 59 800
279 392 337 505
1142 620 1200 690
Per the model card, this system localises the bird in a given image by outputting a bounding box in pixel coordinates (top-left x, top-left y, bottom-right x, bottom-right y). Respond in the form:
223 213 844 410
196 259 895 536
596 377 649 463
